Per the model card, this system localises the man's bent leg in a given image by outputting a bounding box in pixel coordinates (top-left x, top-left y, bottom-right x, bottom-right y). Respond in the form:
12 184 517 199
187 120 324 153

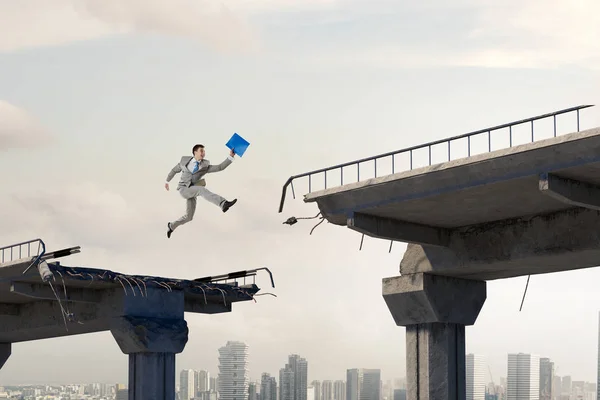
170 197 197 231
188 186 226 208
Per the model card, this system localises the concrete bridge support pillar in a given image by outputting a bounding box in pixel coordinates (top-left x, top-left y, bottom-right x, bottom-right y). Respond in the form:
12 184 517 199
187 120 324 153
110 287 189 400
383 273 486 400
0 343 10 369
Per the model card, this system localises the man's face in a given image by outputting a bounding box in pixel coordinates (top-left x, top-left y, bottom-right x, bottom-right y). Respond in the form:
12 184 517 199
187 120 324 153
194 147 206 160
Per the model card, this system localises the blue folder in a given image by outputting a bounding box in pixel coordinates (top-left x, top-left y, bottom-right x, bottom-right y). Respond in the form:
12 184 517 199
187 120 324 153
226 133 250 157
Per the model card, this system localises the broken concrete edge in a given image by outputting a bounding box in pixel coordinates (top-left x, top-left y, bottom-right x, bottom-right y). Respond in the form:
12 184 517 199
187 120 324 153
110 315 189 354
44 263 261 302
302 126 600 203
382 273 486 326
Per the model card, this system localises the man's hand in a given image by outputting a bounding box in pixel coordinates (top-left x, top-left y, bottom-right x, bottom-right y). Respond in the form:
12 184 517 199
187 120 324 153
229 148 235 157
165 183 169 191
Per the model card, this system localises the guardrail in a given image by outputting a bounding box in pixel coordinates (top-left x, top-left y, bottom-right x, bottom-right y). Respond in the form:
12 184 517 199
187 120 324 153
0 238 45 265
193 267 275 288
278 104 595 212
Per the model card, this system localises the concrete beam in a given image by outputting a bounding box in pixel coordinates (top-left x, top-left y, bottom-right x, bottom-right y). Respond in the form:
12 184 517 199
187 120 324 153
0 304 20 316
0 296 120 342
185 300 231 314
382 274 486 326
400 207 600 280
10 282 103 303
347 213 450 247
539 172 600 211
0 343 10 369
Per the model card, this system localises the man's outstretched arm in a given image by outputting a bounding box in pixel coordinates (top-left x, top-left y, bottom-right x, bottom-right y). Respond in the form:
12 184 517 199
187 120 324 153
206 149 236 173
165 163 182 190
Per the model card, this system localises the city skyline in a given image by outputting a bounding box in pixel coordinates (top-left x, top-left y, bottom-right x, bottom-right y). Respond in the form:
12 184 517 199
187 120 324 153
0 0 599 390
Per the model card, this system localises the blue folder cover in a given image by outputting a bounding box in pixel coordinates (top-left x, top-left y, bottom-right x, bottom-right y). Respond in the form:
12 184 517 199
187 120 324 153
226 133 250 157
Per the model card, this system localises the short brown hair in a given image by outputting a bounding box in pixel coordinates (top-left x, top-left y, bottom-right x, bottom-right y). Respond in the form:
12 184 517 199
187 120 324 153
192 144 204 154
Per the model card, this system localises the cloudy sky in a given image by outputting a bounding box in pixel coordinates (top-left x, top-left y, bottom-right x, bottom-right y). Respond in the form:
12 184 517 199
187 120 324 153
1 0 600 388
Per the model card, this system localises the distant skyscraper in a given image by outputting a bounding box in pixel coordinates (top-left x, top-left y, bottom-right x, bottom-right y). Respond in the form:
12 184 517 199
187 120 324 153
313 381 322 400
347 370 360 400
346 369 380 400
466 354 486 400
279 354 308 400
197 370 210 393
322 381 334 400
507 353 540 400
180 369 196 400
539 358 554 400
334 380 346 400
261 373 277 400
249 382 258 400
218 341 250 400
359 369 380 400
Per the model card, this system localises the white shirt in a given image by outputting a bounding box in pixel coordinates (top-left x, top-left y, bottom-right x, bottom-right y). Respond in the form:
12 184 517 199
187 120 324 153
166 155 234 184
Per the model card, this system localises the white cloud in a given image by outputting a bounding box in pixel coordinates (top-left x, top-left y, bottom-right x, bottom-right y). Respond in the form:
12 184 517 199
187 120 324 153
0 0 261 53
464 0 600 69
0 100 52 151
0 183 157 255
267 0 599 71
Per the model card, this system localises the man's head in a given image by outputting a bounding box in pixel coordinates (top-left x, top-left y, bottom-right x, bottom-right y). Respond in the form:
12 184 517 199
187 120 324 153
192 144 205 160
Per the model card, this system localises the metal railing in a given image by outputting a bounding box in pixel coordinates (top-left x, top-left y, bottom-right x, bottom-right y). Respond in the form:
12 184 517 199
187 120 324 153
193 267 275 288
0 238 46 265
278 104 595 212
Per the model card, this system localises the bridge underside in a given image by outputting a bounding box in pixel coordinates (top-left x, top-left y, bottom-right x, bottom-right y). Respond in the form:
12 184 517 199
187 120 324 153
0 259 260 343
305 127 600 280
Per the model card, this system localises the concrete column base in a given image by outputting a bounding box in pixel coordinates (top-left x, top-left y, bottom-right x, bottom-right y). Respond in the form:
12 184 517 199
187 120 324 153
111 316 188 400
0 343 10 369
383 273 486 400
406 323 465 400
129 352 176 400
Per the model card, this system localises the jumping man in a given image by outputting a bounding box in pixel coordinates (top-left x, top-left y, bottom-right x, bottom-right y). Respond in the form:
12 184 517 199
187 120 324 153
165 144 238 238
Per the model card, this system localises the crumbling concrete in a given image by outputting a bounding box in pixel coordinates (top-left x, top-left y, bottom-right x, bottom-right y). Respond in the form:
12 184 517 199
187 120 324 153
111 288 188 400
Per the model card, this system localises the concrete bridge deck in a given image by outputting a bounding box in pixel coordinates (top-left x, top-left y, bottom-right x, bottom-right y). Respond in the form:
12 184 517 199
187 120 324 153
0 240 270 399
304 126 600 280
0 257 260 343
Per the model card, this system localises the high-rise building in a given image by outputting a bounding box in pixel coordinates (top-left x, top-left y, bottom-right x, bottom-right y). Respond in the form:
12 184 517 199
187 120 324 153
261 373 277 400
359 369 380 400
323 381 334 400
313 381 322 400
346 369 380 400
197 370 210 394
218 341 250 400
249 382 258 400
180 370 196 400
466 354 486 400
334 380 346 400
506 353 540 400
539 358 553 400
279 354 308 400
347 370 360 400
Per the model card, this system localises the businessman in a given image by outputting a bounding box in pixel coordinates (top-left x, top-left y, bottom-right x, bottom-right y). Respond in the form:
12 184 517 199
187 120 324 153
165 144 238 238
